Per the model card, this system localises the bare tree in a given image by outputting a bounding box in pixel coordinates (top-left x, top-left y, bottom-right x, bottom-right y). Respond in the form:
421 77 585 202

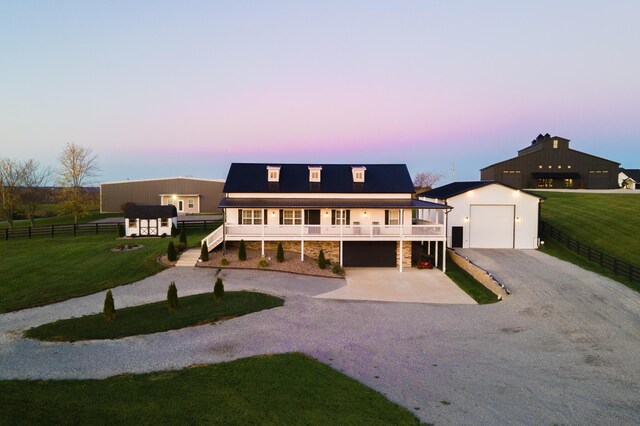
0 158 24 228
413 171 444 190
56 143 99 224
21 159 52 226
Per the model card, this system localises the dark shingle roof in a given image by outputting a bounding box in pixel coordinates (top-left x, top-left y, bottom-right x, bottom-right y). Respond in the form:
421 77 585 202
219 198 448 209
223 163 415 194
418 181 544 200
417 181 496 199
621 168 640 182
124 205 177 219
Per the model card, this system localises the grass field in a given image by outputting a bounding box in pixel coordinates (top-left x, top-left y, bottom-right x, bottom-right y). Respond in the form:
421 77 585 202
530 191 640 267
0 230 210 313
26 291 284 341
0 210 122 229
0 353 421 425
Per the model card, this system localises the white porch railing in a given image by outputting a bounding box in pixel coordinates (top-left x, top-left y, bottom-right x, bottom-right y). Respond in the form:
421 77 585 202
224 224 444 240
201 225 224 250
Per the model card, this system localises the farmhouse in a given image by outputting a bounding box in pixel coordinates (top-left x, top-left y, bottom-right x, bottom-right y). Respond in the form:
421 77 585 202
100 177 225 214
124 205 177 237
418 181 542 249
480 133 620 189
201 163 451 271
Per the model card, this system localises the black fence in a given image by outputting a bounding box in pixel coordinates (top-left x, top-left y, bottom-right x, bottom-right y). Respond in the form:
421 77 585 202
2 220 222 241
540 221 640 283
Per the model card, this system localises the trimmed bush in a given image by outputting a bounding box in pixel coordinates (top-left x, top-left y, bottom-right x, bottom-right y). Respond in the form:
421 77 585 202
117 223 125 238
167 281 178 312
214 277 224 300
276 243 284 263
179 229 187 246
103 289 116 321
167 241 178 262
318 249 326 269
176 242 187 252
238 239 247 261
171 223 178 237
200 241 209 261
331 263 345 276
220 258 229 266
258 258 268 268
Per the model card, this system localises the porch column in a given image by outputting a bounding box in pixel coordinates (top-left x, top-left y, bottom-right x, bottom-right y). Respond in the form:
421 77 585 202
301 208 304 261
340 240 343 266
435 241 439 267
222 208 227 254
400 209 404 238
399 240 403 272
340 209 343 238
261 209 265 257
443 240 447 273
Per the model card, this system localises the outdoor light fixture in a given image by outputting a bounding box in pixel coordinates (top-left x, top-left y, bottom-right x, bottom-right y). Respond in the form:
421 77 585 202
172 195 177 200
515 216 521 223
363 211 368 217
325 210 329 217
464 216 469 222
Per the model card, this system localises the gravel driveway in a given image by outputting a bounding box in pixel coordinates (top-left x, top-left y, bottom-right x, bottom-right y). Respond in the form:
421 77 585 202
1 251 639 425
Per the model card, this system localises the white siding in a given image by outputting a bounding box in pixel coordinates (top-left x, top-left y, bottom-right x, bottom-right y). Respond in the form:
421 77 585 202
421 183 540 249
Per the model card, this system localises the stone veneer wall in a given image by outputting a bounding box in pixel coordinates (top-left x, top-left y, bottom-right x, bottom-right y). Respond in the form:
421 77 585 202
448 249 508 299
396 241 412 269
243 240 340 263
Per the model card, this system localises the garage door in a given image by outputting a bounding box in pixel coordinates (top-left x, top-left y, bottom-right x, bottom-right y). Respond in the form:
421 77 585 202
343 241 396 267
588 173 609 189
469 205 514 248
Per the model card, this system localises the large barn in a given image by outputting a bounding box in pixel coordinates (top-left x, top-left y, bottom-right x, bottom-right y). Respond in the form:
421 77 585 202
480 134 620 189
100 177 225 214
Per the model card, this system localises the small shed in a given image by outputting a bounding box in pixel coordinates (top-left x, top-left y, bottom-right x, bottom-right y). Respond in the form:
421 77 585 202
124 205 177 237
418 181 543 249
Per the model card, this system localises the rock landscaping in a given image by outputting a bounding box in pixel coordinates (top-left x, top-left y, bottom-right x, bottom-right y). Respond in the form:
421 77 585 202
199 247 343 278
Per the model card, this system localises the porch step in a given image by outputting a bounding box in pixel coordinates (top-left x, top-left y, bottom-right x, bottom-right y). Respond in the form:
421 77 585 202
175 248 201 267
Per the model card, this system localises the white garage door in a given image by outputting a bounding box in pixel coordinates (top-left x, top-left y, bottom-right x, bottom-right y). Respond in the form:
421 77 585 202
470 205 514 248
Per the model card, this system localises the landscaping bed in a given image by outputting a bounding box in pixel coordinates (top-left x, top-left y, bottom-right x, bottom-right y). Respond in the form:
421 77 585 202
199 247 342 278
25 291 283 342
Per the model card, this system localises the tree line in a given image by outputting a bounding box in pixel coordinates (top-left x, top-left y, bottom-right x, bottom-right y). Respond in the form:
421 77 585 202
0 143 98 228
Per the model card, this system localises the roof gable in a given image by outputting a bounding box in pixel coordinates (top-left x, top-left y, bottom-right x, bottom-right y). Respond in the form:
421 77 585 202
125 205 177 219
223 163 415 194
621 168 640 182
418 181 543 200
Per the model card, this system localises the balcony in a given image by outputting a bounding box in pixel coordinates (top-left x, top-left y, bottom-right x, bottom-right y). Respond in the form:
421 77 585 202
224 223 445 241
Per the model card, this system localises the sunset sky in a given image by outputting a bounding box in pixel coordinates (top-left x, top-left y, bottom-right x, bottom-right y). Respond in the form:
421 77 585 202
1 1 639 184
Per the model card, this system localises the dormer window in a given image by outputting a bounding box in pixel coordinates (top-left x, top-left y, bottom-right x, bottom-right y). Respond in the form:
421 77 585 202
352 166 366 183
267 165 281 182
308 166 322 183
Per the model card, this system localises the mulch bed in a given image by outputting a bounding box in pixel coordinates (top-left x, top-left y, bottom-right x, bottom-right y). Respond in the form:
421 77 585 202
198 248 342 278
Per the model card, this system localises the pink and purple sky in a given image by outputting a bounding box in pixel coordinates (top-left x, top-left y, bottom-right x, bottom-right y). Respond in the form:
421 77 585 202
1 1 639 184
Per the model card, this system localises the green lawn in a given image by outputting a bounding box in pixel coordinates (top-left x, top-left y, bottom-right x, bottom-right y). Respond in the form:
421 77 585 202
0 353 420 425
528 191 640 267
0 211 122 229
442 252 499 304
26 291 284 341
0 230 211 313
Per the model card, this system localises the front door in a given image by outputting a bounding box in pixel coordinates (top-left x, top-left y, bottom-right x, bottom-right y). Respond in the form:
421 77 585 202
305 210 321 235
451 226 463 248
178 200 184 213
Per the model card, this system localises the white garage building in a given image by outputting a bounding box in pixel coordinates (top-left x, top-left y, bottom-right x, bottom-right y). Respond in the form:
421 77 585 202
418 181 543 249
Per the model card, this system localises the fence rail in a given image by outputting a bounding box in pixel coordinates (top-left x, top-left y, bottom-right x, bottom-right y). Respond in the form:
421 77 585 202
2 220 222 241
540 221 640 283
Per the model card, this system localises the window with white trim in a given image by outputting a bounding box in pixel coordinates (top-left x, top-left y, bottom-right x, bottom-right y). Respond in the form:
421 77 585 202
242 209 263 225
188 199 194 208
282 210 302 225
128 218 137 228
161 218 168 227
332 209 350 225
388 210 400 225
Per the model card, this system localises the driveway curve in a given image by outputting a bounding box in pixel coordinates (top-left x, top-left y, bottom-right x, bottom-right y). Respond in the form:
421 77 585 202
1 252 639 425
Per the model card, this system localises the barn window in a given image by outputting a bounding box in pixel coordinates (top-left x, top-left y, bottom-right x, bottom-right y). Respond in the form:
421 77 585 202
128 219 137 228
161 218 168 227
553 139 558 148
188 199 194 208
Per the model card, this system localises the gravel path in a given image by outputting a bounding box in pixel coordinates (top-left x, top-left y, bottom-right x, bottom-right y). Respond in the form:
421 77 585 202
1 252 639 425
